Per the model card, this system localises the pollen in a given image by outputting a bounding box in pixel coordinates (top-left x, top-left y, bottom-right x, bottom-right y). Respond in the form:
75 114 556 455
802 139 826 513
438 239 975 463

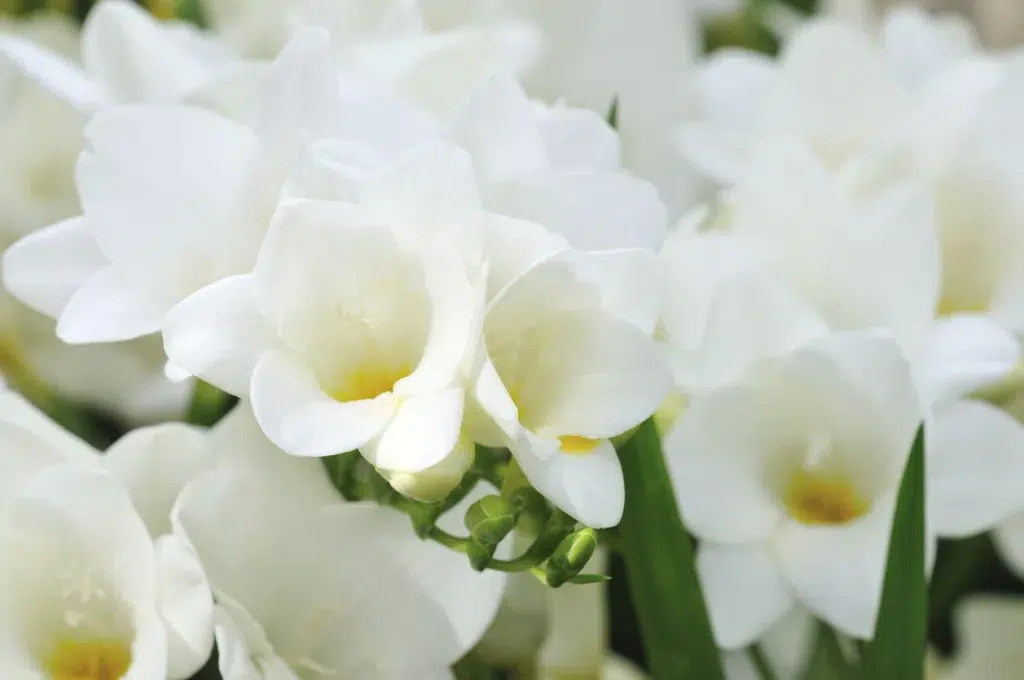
559 436 600 455
329 365 409 403
45 638 132 680
784 470 869 526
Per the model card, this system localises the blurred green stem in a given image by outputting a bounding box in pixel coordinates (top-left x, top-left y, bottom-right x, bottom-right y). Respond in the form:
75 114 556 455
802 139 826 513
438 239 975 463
750 645 779 680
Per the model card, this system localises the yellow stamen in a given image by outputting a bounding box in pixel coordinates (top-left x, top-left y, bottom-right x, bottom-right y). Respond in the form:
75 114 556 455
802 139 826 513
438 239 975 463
559 436 599 455
784 470 868 526
45 638 132 680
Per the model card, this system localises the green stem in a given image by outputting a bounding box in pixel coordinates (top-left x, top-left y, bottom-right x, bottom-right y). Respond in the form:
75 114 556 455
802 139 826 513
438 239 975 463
184 380 235 427
749 645 779 680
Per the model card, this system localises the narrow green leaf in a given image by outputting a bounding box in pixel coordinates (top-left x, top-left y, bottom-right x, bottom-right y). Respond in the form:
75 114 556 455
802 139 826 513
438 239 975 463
858 425 927 680
616 419 725 680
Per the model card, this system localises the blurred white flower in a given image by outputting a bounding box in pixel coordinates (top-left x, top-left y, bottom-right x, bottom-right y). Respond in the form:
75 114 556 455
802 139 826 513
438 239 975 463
665 331 924 644
0 0 248 114
0 391 214 679
659 138 939 394
173 430 507 680
3 29 336 345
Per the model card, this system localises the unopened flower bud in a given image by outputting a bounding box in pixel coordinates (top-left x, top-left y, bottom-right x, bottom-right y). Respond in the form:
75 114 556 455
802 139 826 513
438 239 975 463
545 529 599 587
465 495 518 547
381 437 474 503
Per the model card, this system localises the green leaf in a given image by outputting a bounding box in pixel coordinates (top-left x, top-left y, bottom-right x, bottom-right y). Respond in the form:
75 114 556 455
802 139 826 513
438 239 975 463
616 419 725 680
858 425 927 680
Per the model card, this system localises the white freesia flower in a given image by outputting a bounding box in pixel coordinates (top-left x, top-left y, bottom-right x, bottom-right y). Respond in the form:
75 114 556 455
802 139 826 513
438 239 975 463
659 138 939 393
665 331 924 644
470 252 670 528
0 464 170 680
164 187 482 473
0 13 81 240
680 18 910 185
0 0 246 114
0 391 214 679
2 29 338 345
173 427 507 680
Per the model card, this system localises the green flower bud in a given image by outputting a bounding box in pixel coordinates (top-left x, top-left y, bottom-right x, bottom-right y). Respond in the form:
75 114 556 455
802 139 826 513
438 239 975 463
467 539 497 572
465 495 517 542
545 528 599 587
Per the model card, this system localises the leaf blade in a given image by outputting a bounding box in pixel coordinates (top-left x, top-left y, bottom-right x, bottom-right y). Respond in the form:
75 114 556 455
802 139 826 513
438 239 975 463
616 419 725 680
858 425 927 679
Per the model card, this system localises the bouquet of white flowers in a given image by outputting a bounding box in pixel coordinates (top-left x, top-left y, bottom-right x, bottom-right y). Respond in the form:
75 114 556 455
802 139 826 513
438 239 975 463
0 0 1021 678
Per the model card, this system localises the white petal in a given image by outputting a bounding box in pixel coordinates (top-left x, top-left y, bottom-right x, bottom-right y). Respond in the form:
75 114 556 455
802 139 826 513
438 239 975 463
929 400 1024 537
162 275 274 396
491 173 667 252
340 501 508 662
447 73 548 186
483 214 568 299
0 33 103 111
696 49 776 131
767 20 906 161
667 268 826 392
536 106 620 173
155 535 214 680
56 266 168 343
2 217 106 319
251 28 342 167
360 140 482 245
566 248 662 334
697 543 795 649
251 350 397 457
363 388 465 474
78 105 271 299
82 0 222 103
4 464 157 605
515 311 670 440
208 402 342 506
919 315 1022 406
102 423 216 538
177 469 478 677
775 503 894 639
514 437 624 528
664 385 787 544
0 392 98 504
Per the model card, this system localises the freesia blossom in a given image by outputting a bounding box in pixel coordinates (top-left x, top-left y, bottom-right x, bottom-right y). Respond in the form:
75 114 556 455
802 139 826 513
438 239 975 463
470 251 670 528
2 29 337 345
173 408 507 680
665 331 924 644
163 188 482 471
0 391 214 679
658 138 938 393
0 0 248 115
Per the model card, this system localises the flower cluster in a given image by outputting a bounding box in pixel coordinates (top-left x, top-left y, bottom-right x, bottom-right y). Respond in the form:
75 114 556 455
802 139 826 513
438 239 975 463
3 0 1024 678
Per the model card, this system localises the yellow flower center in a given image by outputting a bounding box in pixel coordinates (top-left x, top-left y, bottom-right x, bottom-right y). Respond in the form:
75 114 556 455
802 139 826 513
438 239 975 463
784 470 869 526
45 638 131 680
328 365 409 403
559 436 600 455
